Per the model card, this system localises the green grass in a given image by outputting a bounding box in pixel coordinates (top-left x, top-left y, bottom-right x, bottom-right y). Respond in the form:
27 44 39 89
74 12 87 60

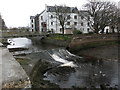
47 34 72 41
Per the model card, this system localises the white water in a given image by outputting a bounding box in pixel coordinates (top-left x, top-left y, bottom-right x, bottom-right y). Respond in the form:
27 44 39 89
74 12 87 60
7 38 32 49
50 53 77 67
66 50 82 58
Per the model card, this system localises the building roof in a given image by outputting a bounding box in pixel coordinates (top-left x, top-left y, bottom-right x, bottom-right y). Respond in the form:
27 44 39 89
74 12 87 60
46 5 79 13
30 16 35 19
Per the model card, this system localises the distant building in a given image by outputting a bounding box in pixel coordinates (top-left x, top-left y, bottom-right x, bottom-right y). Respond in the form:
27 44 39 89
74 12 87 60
118 1 120 8
0 14 7 30
30 5 91 34
0 15 2 30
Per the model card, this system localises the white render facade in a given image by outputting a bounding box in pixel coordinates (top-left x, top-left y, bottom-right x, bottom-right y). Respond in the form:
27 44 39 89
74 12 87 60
30 5 91 34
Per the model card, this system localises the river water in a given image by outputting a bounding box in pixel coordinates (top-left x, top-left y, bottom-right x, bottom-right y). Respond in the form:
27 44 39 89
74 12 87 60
7 37 118 88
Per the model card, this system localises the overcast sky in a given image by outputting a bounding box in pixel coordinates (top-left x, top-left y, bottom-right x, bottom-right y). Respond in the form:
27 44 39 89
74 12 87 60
0 0 119 28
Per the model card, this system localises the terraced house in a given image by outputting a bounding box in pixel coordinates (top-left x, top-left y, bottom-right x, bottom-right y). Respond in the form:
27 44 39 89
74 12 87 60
30 5 91 34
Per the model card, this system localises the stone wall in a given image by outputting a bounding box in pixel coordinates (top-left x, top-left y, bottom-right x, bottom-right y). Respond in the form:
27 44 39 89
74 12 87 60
69 34 119 52
1 47 31 89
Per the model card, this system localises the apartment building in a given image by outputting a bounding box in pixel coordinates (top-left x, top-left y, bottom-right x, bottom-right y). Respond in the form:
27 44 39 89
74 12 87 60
30 5 91 34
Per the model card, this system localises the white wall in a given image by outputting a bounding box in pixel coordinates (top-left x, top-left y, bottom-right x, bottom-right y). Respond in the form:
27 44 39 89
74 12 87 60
31 7 91 34
30 18 35 32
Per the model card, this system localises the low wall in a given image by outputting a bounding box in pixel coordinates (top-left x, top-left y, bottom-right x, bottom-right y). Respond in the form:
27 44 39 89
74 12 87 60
69 34 119 52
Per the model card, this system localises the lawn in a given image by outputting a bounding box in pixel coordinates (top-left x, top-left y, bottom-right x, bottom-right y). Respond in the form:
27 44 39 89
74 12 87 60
47 34 72 41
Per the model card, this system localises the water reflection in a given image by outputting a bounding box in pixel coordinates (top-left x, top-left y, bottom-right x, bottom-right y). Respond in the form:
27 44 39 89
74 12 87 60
44 59 118 88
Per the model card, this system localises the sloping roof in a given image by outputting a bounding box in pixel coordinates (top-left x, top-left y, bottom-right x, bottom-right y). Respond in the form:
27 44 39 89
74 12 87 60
30 10 45 19
30 16 35 19
46 6 79 13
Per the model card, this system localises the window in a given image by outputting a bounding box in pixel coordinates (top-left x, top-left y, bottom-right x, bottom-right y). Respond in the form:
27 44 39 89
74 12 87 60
60 28 62 32
88 16 90 20
87 22 90 26
42 28 43 32
51 15 53 18
67 22 70 25
81 16 84 19
81 22 84 26
41 16 43 20
51 28 54 33
32 29 33 32
74 22 77 25
51 22 53 25
32 24 33 28
67 15 71 19
74 15 77 19
87 28 90 32
31 20 33 23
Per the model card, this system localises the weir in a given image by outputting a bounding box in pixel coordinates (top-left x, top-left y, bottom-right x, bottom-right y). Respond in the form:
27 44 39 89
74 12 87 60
1 36 119 89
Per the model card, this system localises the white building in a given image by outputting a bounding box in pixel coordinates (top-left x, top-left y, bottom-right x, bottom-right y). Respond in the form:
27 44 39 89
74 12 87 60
30 5 91 34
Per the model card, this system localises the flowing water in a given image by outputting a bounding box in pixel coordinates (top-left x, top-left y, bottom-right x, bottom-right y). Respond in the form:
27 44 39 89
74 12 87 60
7 37 118 88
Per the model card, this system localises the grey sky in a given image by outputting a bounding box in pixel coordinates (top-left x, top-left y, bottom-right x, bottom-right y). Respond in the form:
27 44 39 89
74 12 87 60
0 0 119 27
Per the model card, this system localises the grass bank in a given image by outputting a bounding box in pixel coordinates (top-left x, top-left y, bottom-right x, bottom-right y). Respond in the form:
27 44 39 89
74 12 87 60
69 40 119 53
46 34 72 41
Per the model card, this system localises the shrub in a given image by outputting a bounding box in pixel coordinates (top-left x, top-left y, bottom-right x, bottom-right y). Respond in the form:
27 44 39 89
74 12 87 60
88 31 94 34
73 30 83 34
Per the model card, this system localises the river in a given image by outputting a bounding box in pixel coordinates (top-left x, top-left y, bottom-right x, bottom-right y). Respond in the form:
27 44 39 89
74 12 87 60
7 37 118 89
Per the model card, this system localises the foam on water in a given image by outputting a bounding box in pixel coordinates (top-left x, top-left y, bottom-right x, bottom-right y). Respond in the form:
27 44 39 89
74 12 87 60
50 53 77 67
7 38 32 49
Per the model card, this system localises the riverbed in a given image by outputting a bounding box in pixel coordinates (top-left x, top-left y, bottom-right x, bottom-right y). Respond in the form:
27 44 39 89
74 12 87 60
7 37 119 89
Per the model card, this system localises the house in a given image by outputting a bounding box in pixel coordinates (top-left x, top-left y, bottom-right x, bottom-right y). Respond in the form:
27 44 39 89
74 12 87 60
30 5 92 34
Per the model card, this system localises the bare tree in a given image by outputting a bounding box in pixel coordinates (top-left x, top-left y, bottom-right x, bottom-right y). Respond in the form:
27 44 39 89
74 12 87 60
80 0 118 34
53 5 71 35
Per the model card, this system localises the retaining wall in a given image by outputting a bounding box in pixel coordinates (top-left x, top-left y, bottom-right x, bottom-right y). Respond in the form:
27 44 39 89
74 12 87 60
69 34 119 52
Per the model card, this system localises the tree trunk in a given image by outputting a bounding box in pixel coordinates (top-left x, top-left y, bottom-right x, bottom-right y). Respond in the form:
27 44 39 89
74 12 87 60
62 26 64 35
100 28 105 34
93 23 99 34
111 26 115 33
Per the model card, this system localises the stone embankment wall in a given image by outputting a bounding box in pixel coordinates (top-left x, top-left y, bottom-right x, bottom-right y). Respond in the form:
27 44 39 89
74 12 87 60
1 47 31 89
69 34 119 52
